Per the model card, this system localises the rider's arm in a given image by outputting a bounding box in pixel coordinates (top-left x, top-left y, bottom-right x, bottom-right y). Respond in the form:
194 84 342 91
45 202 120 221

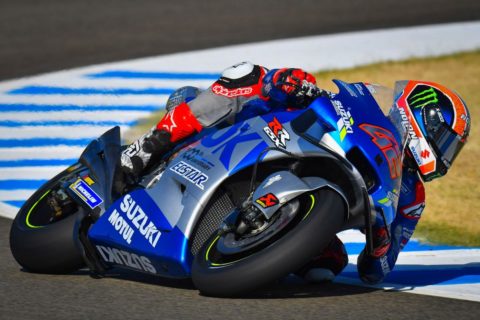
357 167 425 284
186 62 268 128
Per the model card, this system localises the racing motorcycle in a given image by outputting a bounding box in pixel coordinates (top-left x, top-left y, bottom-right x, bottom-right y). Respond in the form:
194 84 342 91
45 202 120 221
10 80 406 296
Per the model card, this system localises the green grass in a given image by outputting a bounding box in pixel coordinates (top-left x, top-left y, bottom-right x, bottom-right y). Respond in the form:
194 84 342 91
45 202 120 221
415 222 479 247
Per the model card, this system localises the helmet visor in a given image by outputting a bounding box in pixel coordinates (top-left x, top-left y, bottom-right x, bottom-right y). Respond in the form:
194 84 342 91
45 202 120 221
423 106 466 167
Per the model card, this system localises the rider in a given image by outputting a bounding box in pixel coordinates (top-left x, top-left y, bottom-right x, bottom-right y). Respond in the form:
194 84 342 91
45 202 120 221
357 80 471 284
116 61 471 284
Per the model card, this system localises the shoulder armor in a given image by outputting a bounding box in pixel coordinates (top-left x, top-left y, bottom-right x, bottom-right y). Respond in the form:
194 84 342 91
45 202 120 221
218 62 262 89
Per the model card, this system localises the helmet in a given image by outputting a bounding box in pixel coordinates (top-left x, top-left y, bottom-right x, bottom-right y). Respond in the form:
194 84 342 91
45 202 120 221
262 68 320 108
393 80 471 181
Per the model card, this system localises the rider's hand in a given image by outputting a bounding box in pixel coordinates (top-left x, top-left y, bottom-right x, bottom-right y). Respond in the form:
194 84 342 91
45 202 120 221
297 80 322 102
272 68 323 107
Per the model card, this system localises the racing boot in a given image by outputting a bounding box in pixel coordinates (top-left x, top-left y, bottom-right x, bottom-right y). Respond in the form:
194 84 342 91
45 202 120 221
296 235 349 283
113 129 173 195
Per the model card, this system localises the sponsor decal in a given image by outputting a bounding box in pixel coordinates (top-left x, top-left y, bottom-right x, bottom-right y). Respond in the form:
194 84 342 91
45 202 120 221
263 82 273 95
108 209 135 244
123 140 141 157
263 117 290 149
400 227 414 250
82 175 95 186
339 82 358 97
400 202 424 220
66 163 82 173
212 84 253 97
365 84 376 94
201 121 267 171
182 148 214 170
263 174 282 188
96 245 157 274
420 149 430 159
170 161 209 190
159 108 177 132
354 83 366 96
332 100 354 141
396 105 417 141
107 194 162 248
379 255 390 275
408 87 439 109
377 189 399 207
69 178 103 209
255 193 279 208
408 137 435 173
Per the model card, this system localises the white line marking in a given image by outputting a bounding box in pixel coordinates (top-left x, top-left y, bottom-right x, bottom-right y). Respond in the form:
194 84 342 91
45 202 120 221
0 189 35 201
0 146 85 160
0 94 168 106
0 125 128 139
0 166 67 180
22 77 212 90
0 111 152 122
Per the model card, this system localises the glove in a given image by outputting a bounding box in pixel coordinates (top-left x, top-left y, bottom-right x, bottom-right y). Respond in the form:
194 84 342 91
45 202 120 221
298 80 323 103
272 68 323 107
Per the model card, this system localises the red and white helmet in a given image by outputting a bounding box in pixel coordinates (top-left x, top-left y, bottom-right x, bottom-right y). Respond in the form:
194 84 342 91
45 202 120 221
393 80 470 181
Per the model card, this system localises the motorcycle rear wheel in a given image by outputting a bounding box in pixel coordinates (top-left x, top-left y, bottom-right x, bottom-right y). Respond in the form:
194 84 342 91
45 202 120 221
9 166 85 274
191 188 346 297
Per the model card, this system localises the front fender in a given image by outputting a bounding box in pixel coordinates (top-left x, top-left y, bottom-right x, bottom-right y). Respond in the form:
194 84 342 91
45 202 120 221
252 171 349 220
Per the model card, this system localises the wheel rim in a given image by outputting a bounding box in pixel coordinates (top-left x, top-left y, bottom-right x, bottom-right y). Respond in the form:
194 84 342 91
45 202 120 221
25 189 52 229
205 194 316 267
24 185 79 229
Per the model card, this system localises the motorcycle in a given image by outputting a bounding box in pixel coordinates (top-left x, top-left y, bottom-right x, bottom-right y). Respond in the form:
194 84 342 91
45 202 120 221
9 79 406 296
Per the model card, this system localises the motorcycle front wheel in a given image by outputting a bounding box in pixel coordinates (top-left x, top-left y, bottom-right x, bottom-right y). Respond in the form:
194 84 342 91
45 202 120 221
9 165 86 274
191 188 346 297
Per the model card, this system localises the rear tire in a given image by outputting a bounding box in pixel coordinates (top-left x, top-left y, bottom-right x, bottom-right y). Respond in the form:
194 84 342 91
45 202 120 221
9 167 86 274
191 188 346 297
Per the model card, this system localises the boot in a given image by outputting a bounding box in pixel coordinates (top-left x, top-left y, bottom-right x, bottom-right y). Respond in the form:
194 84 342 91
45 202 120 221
114 129 173 194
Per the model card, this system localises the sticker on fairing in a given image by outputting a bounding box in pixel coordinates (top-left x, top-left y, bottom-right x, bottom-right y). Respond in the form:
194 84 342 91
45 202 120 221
69 178 103 209
255 193 279 208
263 117 290 149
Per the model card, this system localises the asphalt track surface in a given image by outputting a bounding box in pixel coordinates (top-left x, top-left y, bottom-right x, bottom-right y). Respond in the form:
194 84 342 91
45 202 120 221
1 1 480 319
1 0 480 80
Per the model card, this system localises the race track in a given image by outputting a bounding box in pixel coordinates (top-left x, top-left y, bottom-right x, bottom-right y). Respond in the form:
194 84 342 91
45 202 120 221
1 217 479 320
1 1 480 319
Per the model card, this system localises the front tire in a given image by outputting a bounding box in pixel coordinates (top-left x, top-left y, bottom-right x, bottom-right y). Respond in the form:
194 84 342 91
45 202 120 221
191 188 346 297
9 166 86 274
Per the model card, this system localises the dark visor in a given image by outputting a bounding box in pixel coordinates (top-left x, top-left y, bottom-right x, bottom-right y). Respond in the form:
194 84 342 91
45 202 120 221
423 106 465 167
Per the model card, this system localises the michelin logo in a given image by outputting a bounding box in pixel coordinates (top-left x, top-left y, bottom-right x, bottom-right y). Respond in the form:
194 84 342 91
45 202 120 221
69 178 103 209
96 245 157 274
170 161 209 190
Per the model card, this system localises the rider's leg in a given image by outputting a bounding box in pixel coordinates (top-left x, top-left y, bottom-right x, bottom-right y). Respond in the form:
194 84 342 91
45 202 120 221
357 176 425 284
114 102 203 193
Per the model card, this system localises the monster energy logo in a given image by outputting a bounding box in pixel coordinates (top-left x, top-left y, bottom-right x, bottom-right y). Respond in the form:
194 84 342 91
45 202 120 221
408 87 438 109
